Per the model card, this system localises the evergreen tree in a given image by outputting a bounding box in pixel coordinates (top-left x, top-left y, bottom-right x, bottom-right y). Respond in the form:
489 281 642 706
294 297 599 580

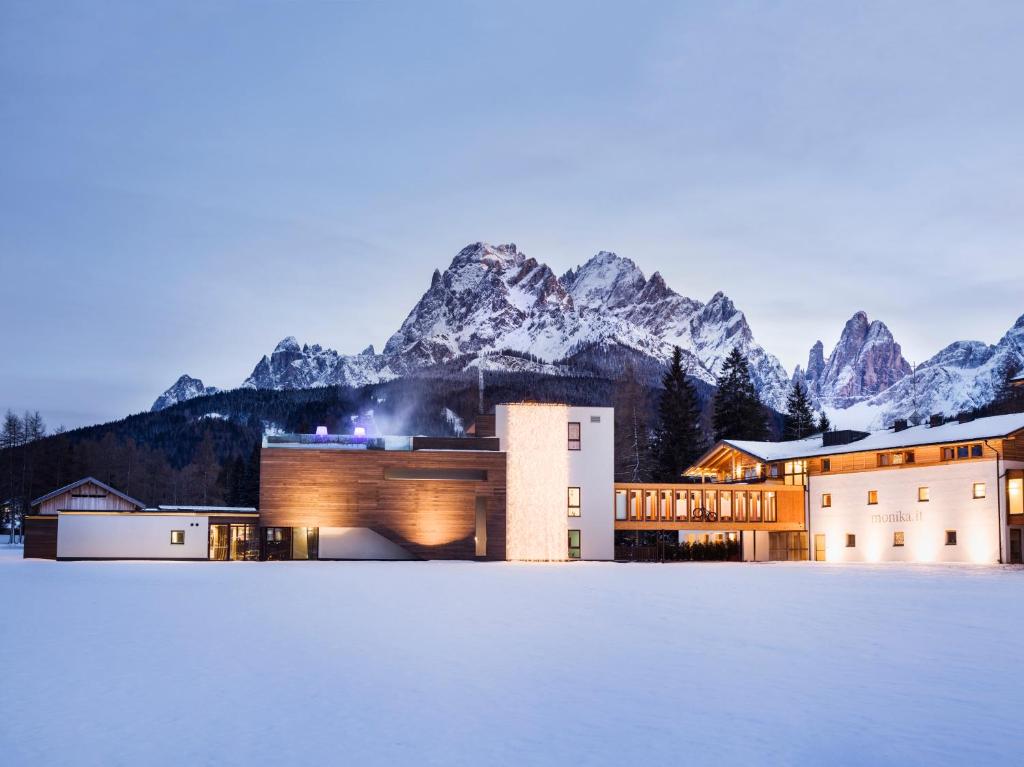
651 347 707 480
992 357 1024 414
784 381 815 440
712 348 768 442
816 410 831 434
613 363 652 482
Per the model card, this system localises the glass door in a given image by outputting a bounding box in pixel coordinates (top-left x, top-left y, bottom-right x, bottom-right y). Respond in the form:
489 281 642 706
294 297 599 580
209 525 229 561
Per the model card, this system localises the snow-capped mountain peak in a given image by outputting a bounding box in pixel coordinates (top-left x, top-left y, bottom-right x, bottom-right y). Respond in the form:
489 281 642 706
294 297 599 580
151 374 219 412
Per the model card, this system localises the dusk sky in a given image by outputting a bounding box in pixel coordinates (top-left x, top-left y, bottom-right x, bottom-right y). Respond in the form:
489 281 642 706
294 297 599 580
2 1 1023 428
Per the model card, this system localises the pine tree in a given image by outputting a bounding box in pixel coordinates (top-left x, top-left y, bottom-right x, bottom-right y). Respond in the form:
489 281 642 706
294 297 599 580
992 357 1024 414
651 347 707 480
784 381 815 440
712 348 768 442
816 410 831 434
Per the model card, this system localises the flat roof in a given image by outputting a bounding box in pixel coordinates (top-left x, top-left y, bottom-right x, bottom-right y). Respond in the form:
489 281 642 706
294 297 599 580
707 412 1024 464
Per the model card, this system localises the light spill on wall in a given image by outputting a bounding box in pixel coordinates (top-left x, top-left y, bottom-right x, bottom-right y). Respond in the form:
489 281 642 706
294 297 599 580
504 404 570 561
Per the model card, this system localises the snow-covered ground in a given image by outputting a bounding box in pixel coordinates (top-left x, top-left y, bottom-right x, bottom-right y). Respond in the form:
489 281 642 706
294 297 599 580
2 544 1022 766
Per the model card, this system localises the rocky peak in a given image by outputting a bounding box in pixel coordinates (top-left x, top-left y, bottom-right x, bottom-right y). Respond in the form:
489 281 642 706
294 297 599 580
151 374 219 412
562 250 647 310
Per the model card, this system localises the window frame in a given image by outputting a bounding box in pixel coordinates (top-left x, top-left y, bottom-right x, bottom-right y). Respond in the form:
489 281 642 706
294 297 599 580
893 531 905 547
567 486 581 517
973 482 986 500
918 486 929 503
170 530 185 545
567 529 581 560
867 490 878 505
567 422 581 451
821 493 832 508
945 530 957 546
845 533 856 548
821 458 831 473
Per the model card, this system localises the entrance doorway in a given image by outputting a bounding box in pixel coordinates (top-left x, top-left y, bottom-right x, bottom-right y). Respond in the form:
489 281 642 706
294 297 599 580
209 524 259 560
1010 529 1023 564
814 533 826 562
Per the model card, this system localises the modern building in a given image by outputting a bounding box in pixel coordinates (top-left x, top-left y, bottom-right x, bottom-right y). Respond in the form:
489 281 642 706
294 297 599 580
24 477 258 561
685 413 1024 564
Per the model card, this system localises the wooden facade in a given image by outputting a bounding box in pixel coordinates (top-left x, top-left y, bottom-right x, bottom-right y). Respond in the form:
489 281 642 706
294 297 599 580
613 482 806 532
23 516 58 559
259 447 507 560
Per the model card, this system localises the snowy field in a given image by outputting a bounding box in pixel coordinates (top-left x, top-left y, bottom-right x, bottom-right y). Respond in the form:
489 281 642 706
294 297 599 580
2 544 1023 766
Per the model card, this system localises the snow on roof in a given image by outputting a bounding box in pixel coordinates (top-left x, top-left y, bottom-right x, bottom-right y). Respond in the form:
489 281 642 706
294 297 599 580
31 477 146 509
155 505 258 513
725 412 1024 462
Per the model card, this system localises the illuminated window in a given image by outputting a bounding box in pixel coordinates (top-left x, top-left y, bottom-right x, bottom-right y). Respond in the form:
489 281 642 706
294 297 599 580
568 529 581 559
568 487 581 517
615 490 627 521
1010 477 1024 516
675 490 688 521
749 492 762 522
660 490 672 520
821 493 831 508
567 422 581 451
784 460 806 486
945 530 957 546
170 530 185 545
846 533 855 548
644 490 655 520
719 491 732 521
893 531 905 547
764 492 777 522
628 490 640 520
973 482 986 499
878 451 914 467
942 447 954 461
733 491 746 522
821 458 831 473
918 486 929 502
867 490 878 505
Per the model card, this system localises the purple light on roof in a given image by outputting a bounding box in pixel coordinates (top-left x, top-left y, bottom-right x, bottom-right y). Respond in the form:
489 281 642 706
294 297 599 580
315 426 328 436
353 426 367 438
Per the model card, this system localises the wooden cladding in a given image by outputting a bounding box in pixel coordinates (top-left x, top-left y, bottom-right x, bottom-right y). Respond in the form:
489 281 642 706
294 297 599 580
613 482 805 531
808 441 1003 476
23 516 58 559
259 447 507 560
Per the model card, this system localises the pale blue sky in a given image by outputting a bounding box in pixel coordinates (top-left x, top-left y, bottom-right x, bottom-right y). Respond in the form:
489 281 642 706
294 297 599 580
2 0 1023 427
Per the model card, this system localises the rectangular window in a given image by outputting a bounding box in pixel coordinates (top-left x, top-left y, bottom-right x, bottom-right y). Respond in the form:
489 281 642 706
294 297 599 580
1010 477 1024 516
822 493 832 508
733 491 746 522
784 460 806 486
644 490 655 520
918 486 929 502
568 487 581 517
821 458 831 473
973 482 986 499
628 490 640 520
705 490 717 518
568 422 581 451
846 533 856 548
568 529 581 560
719 491 732 521
764 492 777 522
957 445 969 459
905 451 915 464
170 530 185 545
945 530 957 546
867 490 878 505
615 490 627 521
675 490 688 521
749 492 762 522
971 444 983 457
589 415 601 423
893 531 905 547
877 453 890 467
942 447 955 461
660 490 672 520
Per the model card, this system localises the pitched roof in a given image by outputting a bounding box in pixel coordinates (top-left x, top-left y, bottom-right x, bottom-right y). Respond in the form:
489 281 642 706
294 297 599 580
31 477 146 509
700 412 1024 466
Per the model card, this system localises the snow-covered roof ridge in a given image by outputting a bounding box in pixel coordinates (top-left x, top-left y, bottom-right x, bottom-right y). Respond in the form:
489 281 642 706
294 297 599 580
725 412 1024 462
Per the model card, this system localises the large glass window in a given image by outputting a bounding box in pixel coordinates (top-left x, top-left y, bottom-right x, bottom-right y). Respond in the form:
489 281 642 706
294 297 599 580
705 490 717 518
749 492 762 522
291 527 319 560
734 491 747 522
660 490 672 520
262 527 291 560
628 490 640 520
689 489 701 517
675 490 688 521
568 529 581 559
615 490 627 521
784 460 807 486
645 490 656 520
719 491 732 521
1010 477 1024 516
230 524 259 560
764 492 777 522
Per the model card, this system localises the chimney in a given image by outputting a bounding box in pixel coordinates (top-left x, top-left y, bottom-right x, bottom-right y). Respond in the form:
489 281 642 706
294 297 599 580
957 411 975 424
822 429 870 447
929 414 944 428
892 418 909 432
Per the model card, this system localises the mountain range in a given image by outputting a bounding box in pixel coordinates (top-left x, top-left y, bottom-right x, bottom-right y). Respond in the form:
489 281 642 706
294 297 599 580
153 242 1024 431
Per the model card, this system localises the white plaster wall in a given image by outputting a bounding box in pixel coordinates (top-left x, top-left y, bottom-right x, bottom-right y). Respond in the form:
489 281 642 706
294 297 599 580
809 461 1002 563
496 404 615 561
318 527 415 560
57 514 209 559
567 406 615 561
